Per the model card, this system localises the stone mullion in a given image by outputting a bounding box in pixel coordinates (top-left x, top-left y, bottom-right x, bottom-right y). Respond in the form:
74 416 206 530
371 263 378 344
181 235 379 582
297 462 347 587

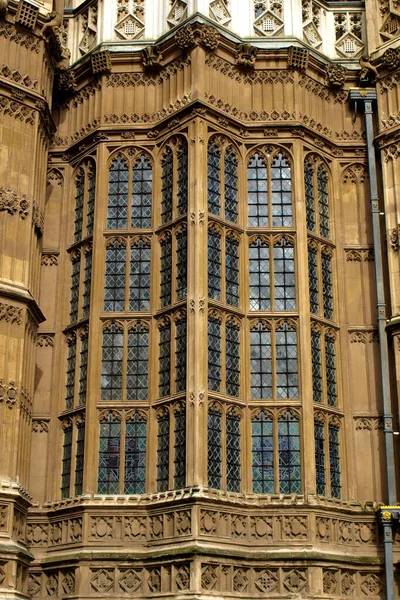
186 115 208 487
293 139 315 496
84 142 109 496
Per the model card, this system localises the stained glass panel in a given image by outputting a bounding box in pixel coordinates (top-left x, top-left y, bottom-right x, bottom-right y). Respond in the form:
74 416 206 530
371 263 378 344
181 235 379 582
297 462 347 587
248 153 268 227
278 411 301 493
250 323 272 399
107 155 128 229
125 414 146 494
157 412 169 492
252 412 274 493
226 411 241 492
208 317 221 392
271 153 293 227
276 323 298 399
207 408 222 489
225 148 238 223
127 324 149 400
129 241 151 311
101 324 123 400
104 240 126 312
274 238 296 311
208 142 221 216
98 414 120 494
132 155 152 228
249 239 270 311
161 147 173 224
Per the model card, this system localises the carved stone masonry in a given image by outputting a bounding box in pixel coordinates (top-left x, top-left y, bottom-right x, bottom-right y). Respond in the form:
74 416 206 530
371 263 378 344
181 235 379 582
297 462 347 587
0 186 29 218
0 304 23 325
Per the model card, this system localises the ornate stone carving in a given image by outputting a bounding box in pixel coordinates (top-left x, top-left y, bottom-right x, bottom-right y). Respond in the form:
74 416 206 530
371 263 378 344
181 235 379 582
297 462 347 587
355 522 376 544
15 1 38 29
0 22 40 52
323 570 339 594
200 510 219 535
91 569 114 593
40 11 62 38
361 573 383 595
61 571 75 595
235 43 258 68
382 47 400 69
32 202 44 235
0 186 29 218
254 0 283 37
91 50 112 74
0 65 38 90
124 516 147 539
339 520 354 544
384 142 400 161
175 564 190 590
201 564 218 590
41 253 58 266
254 569 279 593
118 569 143 593
199 25 220 50
250 516 273 539
147 568 161 592
233 568 249 592
37 334 54 347
27 523 48 546
0 304 23 325
326 64 347 87
345 248 374 262
46 573 58 596
90 516 114 540
316 517 332 541
282 515 308 539
142 45 163 69
0 504 8 530
28 573 41 596
149 515 163 538
0 96 36 125
210 0 231 26
175 25 195 49
68 518 82 542
176 511 191 535
288 46 309 69
32 420 49 433
283 569 308 593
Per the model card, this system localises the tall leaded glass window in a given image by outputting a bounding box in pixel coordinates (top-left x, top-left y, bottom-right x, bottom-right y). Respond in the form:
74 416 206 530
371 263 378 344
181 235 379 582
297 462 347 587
226 233 239 307
160 235 172 308
226 409 241 492
304 160 315 232
318 165 330 238
82 246 92 318
325 335 337 407
252 412 274 493
161 147 173 224
175 318 187 393
66 335 76 410
226 320 240 397
225 147 238 223
157 411 170 492
75 422 85 495
107 155 129 229
98 413 121 494
250 323 272 399
271 153 293 227
276 322 298 399
78 333 88 406
176 228 187 301
248 153 268 227
104 240 126 312
208 316 222 392
208 227 221 300
159 322 171 397
87 163 96 235
132 155 152 228
322 249 334 320
61 425 72 498
329 421 341 498
311 329 322 403
207 407 222 489
274 237 296 311
249 239 270 311
278 411 301 493
308 244 319 314
101 323 123 400
177 143 188 216
74 168 84 242
129 239 151 311
314 418 326 495
125 413 147 494
174 407 186 488
208 142 221 216
127 323 149 401
70 252 80 322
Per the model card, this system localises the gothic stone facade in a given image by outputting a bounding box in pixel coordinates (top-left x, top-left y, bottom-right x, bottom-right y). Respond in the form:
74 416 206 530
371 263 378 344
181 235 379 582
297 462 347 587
1 0 400 599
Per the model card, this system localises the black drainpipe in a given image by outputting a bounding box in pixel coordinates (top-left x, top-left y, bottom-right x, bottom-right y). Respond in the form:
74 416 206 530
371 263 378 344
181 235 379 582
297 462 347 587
349 88 398 600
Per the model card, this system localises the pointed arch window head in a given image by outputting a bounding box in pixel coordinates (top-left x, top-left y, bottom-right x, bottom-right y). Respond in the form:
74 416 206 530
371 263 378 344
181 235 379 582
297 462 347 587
278 411 301 494
208 142 221 216
132 154 152 228
304 157 330 238
248 150 293 228
161 147 173 224
74 168 85 242
98 412 121 494
125 413 147 494
101 323 123 400
224 147 239 223
252 411 274 494
107 155 129 229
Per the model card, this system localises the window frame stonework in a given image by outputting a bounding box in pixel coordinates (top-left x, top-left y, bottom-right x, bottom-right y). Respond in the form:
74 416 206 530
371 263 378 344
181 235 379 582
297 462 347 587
207 310 242 398
156 402 187 492
314 411 342 499
207 136 239 223
207 401 242 493
307 239 335 322
157 310 187 399
310 322 339 408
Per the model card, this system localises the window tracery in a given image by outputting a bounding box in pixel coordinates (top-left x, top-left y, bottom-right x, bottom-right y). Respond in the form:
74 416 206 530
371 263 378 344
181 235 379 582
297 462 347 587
208 311 240 397
304 156 330 238
311 323 338 407
156 403 186 492
115 0 145 40
208 138 239 223
253 0 284 37
307 240 334 321
314 412 341 498
209 0 231 26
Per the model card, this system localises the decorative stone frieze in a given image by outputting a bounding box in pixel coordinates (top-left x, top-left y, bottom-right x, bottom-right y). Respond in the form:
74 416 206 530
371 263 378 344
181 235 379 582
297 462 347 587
0 186 29 218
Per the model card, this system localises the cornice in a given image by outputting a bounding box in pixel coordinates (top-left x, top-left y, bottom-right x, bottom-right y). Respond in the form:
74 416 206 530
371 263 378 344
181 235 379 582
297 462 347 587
0 281 45 324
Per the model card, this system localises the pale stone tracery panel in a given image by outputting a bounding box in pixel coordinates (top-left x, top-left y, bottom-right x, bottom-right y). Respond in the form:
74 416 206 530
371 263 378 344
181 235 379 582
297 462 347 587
115 0 145 40
167 0 188 28
253 0 284 37
302 0 322 49
209 0 231 27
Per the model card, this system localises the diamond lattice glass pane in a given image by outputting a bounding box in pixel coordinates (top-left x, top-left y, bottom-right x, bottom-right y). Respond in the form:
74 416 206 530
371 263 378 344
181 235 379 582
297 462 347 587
304 161 315 232
78 334 88 406
208 409 222 489
226 412 241 492
208 318 221 391
65 339 76 410
318 165 330 238
274 238 296 311
311 331 322 402
278 412 301 493
174 409 186 489
175 319 186 393
161 147 173 223
74 424 85 496
322 251 334 320
61 427 72 498
74 168 84 242
250 324 272 399
271 153 293 227
157 413 169 491
104 240 126 312
226 235 239 307
208 142 221 216
176 229 187 301
127 324 149 400
129 241 151 311
248 153 268 227
160 237 172 307
276 323 298 398
226 322 240 397
252 412 274 493
325 337 337 406
107 155 128 229
225 148 238 222
70 255 80 322
98 414 121 494
314 420 325 495
308 246 319 314
132 154 152 228
208 229 221 300
87 163 96 235
177 143 188 216
124 414 147 494
159 324 171 397
329 424 341 498
82 249 92 318
101 324 123 400
249 239 270 311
